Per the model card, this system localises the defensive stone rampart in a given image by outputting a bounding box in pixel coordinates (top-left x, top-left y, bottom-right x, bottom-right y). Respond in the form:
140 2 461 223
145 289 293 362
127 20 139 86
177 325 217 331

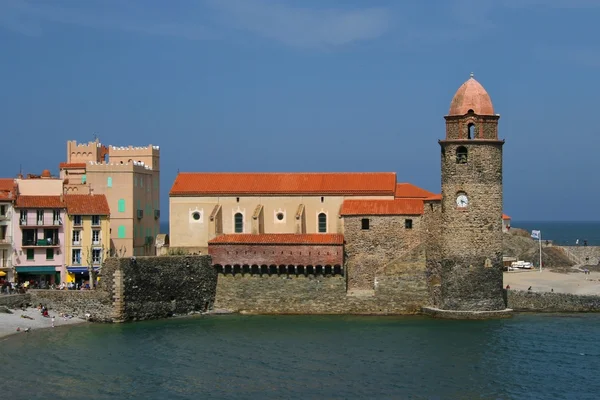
214 273 428 314
113 255 216 321
507 290 600 312
19 255 216 322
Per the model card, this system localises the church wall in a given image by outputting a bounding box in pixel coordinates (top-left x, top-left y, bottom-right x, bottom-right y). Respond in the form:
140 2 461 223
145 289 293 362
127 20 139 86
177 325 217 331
169 194 392 251
423 201 443 306
343 215 425 291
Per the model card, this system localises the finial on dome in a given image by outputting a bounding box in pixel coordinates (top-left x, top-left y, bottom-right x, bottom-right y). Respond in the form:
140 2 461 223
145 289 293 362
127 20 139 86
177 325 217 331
470 72 474 78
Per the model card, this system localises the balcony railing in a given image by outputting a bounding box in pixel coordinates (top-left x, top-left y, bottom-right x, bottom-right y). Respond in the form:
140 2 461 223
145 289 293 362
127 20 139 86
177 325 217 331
0 236 11 245
72 240 81 246
20 219 62 227
92 239 101 245
22 238 60 247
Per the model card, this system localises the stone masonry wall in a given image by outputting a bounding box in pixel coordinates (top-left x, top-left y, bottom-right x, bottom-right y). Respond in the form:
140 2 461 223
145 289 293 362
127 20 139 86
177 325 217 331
0 294 31 309
424 200 443 306
29 290 114 322
507 290 600 312
115 255 216 321
343 215 424 291
559 246 600 265
214 273 428 314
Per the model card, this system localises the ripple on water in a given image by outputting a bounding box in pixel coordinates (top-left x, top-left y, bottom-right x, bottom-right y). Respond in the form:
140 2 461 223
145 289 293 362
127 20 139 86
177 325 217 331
1 314 600 400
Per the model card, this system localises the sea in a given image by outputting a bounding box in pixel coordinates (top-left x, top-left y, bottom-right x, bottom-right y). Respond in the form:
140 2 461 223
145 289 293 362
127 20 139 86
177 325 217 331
160 220 600 246
1 314 600 399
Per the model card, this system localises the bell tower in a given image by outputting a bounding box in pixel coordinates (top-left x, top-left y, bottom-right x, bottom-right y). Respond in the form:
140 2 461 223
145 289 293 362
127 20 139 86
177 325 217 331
438 73 505 311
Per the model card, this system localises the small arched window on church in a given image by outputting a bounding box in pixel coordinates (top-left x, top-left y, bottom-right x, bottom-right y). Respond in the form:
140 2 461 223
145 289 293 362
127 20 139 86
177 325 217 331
234 213 244 233
318 213 327 233
467 123 475 139
456 146 468 164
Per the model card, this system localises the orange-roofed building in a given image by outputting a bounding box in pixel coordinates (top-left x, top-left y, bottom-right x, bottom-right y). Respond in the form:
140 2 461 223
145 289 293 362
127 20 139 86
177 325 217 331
12 194 66 286
63 194 111 286
169 172 398 254
502 214 511 233
0 178 16 281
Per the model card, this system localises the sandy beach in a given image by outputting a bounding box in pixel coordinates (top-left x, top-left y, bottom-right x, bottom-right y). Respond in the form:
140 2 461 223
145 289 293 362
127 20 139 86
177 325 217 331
504 269 600 295
0 306 87 340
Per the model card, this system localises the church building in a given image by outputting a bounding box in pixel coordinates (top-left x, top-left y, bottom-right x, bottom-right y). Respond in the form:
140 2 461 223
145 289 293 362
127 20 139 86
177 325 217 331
168 75 506 312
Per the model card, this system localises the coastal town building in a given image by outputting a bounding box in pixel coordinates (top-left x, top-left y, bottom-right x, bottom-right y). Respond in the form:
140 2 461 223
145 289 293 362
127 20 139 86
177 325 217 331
503 214 511 233
59 140 160 258
0 179 15 281
63 194 110 286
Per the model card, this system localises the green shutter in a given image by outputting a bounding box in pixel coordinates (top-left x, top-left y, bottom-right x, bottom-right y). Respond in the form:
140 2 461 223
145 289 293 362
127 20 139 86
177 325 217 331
118 199 125 212
81 174 86 184
107 177 112 187
118 225 126 238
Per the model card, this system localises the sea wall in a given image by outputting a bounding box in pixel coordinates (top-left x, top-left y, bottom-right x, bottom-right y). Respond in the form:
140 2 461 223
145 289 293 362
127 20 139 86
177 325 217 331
0 294 30 309
113 255 217 321
507 290 600 312
22 255 216 322
29 290 114 322
214 272 429 314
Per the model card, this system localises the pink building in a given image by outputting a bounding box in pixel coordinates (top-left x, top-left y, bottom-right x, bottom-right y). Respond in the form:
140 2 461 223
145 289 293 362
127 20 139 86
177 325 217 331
12 195 66 286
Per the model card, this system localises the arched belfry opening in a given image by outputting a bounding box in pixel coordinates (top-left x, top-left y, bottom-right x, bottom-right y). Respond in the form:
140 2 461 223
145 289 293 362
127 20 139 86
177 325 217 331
456 146 468 164
467 123 475 139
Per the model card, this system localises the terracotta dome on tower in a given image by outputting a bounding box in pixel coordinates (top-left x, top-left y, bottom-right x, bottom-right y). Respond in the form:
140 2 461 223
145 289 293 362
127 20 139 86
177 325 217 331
448 74 494 116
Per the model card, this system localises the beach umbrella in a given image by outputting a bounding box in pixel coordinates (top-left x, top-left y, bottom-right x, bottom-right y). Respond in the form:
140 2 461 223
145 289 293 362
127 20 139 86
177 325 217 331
0 271 6 277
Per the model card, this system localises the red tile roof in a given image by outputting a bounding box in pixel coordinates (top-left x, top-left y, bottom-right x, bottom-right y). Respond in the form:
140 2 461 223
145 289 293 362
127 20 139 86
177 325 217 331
64 194 110 215
208 233 344 245
59 162 86 169
425 194 442 201
0 178 15 201
395 183 437 199
170 172 397 196
340 199 424 216
15 195 64 208
502 214 511 220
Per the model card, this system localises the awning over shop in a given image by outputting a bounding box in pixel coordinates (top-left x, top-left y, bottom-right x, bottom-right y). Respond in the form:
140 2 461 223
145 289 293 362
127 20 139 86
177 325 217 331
67 267 100 274
16 266 58 274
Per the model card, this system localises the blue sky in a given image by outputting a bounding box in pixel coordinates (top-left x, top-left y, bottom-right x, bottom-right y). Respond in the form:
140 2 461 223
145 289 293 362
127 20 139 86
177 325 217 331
1 0 599 222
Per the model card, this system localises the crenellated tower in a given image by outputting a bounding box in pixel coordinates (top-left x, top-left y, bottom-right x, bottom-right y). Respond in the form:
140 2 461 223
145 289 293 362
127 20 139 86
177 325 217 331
438 73 505 311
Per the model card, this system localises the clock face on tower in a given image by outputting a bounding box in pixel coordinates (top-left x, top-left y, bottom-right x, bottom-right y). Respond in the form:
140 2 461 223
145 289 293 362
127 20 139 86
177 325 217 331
456 193 469 208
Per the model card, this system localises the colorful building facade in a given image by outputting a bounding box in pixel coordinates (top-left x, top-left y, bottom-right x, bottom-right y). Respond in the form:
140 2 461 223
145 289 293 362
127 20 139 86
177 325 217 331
60 140 160 257
0 179 15 281
12 195 66 285
64 194 110 285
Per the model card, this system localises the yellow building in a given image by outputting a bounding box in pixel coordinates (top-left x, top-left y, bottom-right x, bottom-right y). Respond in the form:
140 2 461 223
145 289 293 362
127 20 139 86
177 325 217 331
64 194 110 285
60 139 160 258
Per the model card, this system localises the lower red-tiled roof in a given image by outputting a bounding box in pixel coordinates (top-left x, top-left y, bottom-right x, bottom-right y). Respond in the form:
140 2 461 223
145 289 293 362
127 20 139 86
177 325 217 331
502 214 511 220
425 194 442 201
0 178 15 201
59 162 86 169
15 195 64 208
209 233 344 245
64 194 110 215
170 172 397 196
395 183 436 199
340 199 424 216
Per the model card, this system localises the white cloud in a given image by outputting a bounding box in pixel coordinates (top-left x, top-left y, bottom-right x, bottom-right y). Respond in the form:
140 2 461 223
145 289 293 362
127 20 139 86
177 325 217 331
205 0 391 48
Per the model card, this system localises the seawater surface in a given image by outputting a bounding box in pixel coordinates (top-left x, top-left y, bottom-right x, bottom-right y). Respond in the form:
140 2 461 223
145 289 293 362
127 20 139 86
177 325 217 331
1 314 600 400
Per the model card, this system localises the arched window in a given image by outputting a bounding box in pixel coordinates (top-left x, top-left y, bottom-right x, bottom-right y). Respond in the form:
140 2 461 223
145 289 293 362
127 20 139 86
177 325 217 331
456 146 468 164
234 213 244 233
318 213 327 233
468 123 475 139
